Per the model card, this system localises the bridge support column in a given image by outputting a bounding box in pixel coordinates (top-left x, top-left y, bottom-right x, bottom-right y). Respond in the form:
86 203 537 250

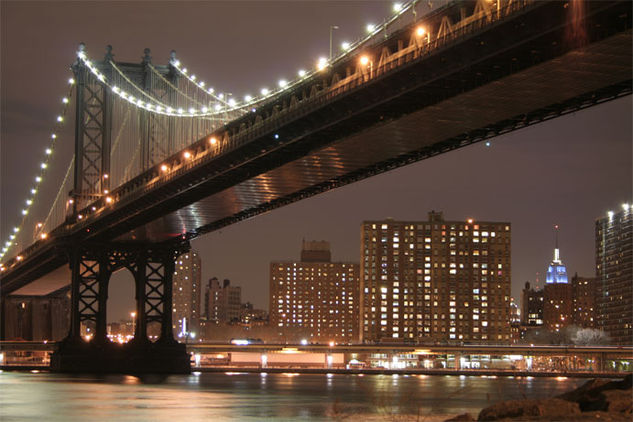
51 241 190 374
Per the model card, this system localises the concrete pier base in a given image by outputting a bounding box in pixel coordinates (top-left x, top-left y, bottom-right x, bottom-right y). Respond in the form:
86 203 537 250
50 338 190 374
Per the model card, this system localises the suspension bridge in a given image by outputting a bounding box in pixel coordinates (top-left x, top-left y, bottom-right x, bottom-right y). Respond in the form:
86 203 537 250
0 0 631 373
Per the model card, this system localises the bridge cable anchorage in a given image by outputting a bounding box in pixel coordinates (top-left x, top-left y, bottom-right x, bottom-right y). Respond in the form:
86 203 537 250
0 75 76 263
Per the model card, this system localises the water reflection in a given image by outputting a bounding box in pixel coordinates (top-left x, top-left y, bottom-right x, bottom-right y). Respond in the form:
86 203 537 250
0 372 587 421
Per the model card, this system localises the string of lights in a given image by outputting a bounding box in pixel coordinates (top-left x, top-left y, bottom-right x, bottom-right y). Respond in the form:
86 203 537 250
1 77 75 261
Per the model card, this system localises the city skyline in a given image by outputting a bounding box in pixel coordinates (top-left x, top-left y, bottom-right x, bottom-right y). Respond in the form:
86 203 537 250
1 2 631 321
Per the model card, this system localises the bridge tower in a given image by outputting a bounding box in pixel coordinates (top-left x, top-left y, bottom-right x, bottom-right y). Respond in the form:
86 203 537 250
51 45 190 374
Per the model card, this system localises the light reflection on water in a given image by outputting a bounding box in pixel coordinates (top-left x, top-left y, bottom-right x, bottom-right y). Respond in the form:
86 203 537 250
0 372 587 421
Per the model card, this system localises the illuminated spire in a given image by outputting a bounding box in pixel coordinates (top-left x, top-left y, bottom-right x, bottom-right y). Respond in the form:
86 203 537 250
546 224 568 284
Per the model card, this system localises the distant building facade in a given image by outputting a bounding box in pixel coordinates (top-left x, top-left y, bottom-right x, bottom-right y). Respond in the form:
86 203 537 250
360 212 512 344
2 286 70 341
172 251 201 339
270 240 360 343
596 205 632 345
543 227 572 331
520 282 544 326
206 278 242 323
571 273 598 328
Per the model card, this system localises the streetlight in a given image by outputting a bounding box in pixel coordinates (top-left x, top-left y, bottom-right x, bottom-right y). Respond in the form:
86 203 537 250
329 25 339 59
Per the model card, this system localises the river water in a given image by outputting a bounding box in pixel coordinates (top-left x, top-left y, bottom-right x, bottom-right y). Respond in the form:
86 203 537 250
0 371 587 421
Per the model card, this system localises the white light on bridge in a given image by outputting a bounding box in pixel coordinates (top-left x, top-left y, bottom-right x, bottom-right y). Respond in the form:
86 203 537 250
298 69 307 77
201 107 208 113
209 137 217 145
199 81 205 87
623 203 630 211
105 196 113 204
161 164 169 172
46 148 52 155
360 56 370 66
183 151 192 159
56 116 63 122
62 97 69 104
51 134 57 139
21 209 28 215
261 88 270 96
13 227 19 233
244 95 252 102
228 98 237 106
341 41 351 51
317 57 328 71
68 78 75 85
40 163 47 169
191 74 196 81
35 176 42 183
366 23 376 33
188 107 196 114
416 26 426 37
208 87 214 94
40 233 48 240
393 3 403 12
214 104 222 111
278 79 287 88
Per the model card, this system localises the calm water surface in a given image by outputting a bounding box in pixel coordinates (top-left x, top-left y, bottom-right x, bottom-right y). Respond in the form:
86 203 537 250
0 371 587 421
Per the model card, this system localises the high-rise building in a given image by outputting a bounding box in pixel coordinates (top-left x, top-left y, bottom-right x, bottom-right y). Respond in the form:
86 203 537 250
270 240 360 343
596 204 632 345
543 226 572 331
520 282 544 326
571 273 598 329
172 251 201 339
206 277 242 323
360 212 512 344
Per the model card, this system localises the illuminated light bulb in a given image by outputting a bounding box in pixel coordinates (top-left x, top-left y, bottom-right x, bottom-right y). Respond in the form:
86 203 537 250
201 107 208 113
105 196 113 204
146 103 153 110
51 134 57 139
57 116 63 122
62 97 69 104
97 74 105 82
46 148 52 155
166 107 173 113
13 227 19 233
199 81 205 87
21 209 28 215
112 86 120 93
188 107 196 114
191 74 196 81
91 206 96 211
77 214 83 220
16 255 23 261
183 151 192 159
138 100 145 107
214 104 222 111
9 235 15 240
228 98 236 106
103 173 109 179
26 199 32 205
182 68 188 73
173 60 181 67
5 241 11 247
623 203 630 211
607 211 614 218
278 79 287 88
36 223 43 228
366 23 376 33
317 57 328 71
416 26 426 37
40 233 48 240
298 69 307 77
393 2 403 12
68 199 74 204
103 189 109 194
177 108 184 114
161 164 168 172
68 78 75 85
31 189 37 194
208 87 214 94
360 56 370 66
243 95 252 102
218 93 224 99
129 96 136 103
261 88 270 96
209 137 217 145
156 106 163 112
341 41 351 50
41 163 47 169
35 176 42 183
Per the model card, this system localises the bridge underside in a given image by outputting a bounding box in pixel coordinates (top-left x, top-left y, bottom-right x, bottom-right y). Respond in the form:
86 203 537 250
125 31 631 243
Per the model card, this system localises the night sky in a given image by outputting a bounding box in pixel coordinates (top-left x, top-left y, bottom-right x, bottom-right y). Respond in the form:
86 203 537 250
1 1 631 322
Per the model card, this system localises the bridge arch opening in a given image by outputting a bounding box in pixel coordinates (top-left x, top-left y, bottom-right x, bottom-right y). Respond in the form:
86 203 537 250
106 269 137 344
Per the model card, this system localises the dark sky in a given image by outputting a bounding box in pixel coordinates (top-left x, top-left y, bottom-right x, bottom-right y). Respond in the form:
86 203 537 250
1 1 631 322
